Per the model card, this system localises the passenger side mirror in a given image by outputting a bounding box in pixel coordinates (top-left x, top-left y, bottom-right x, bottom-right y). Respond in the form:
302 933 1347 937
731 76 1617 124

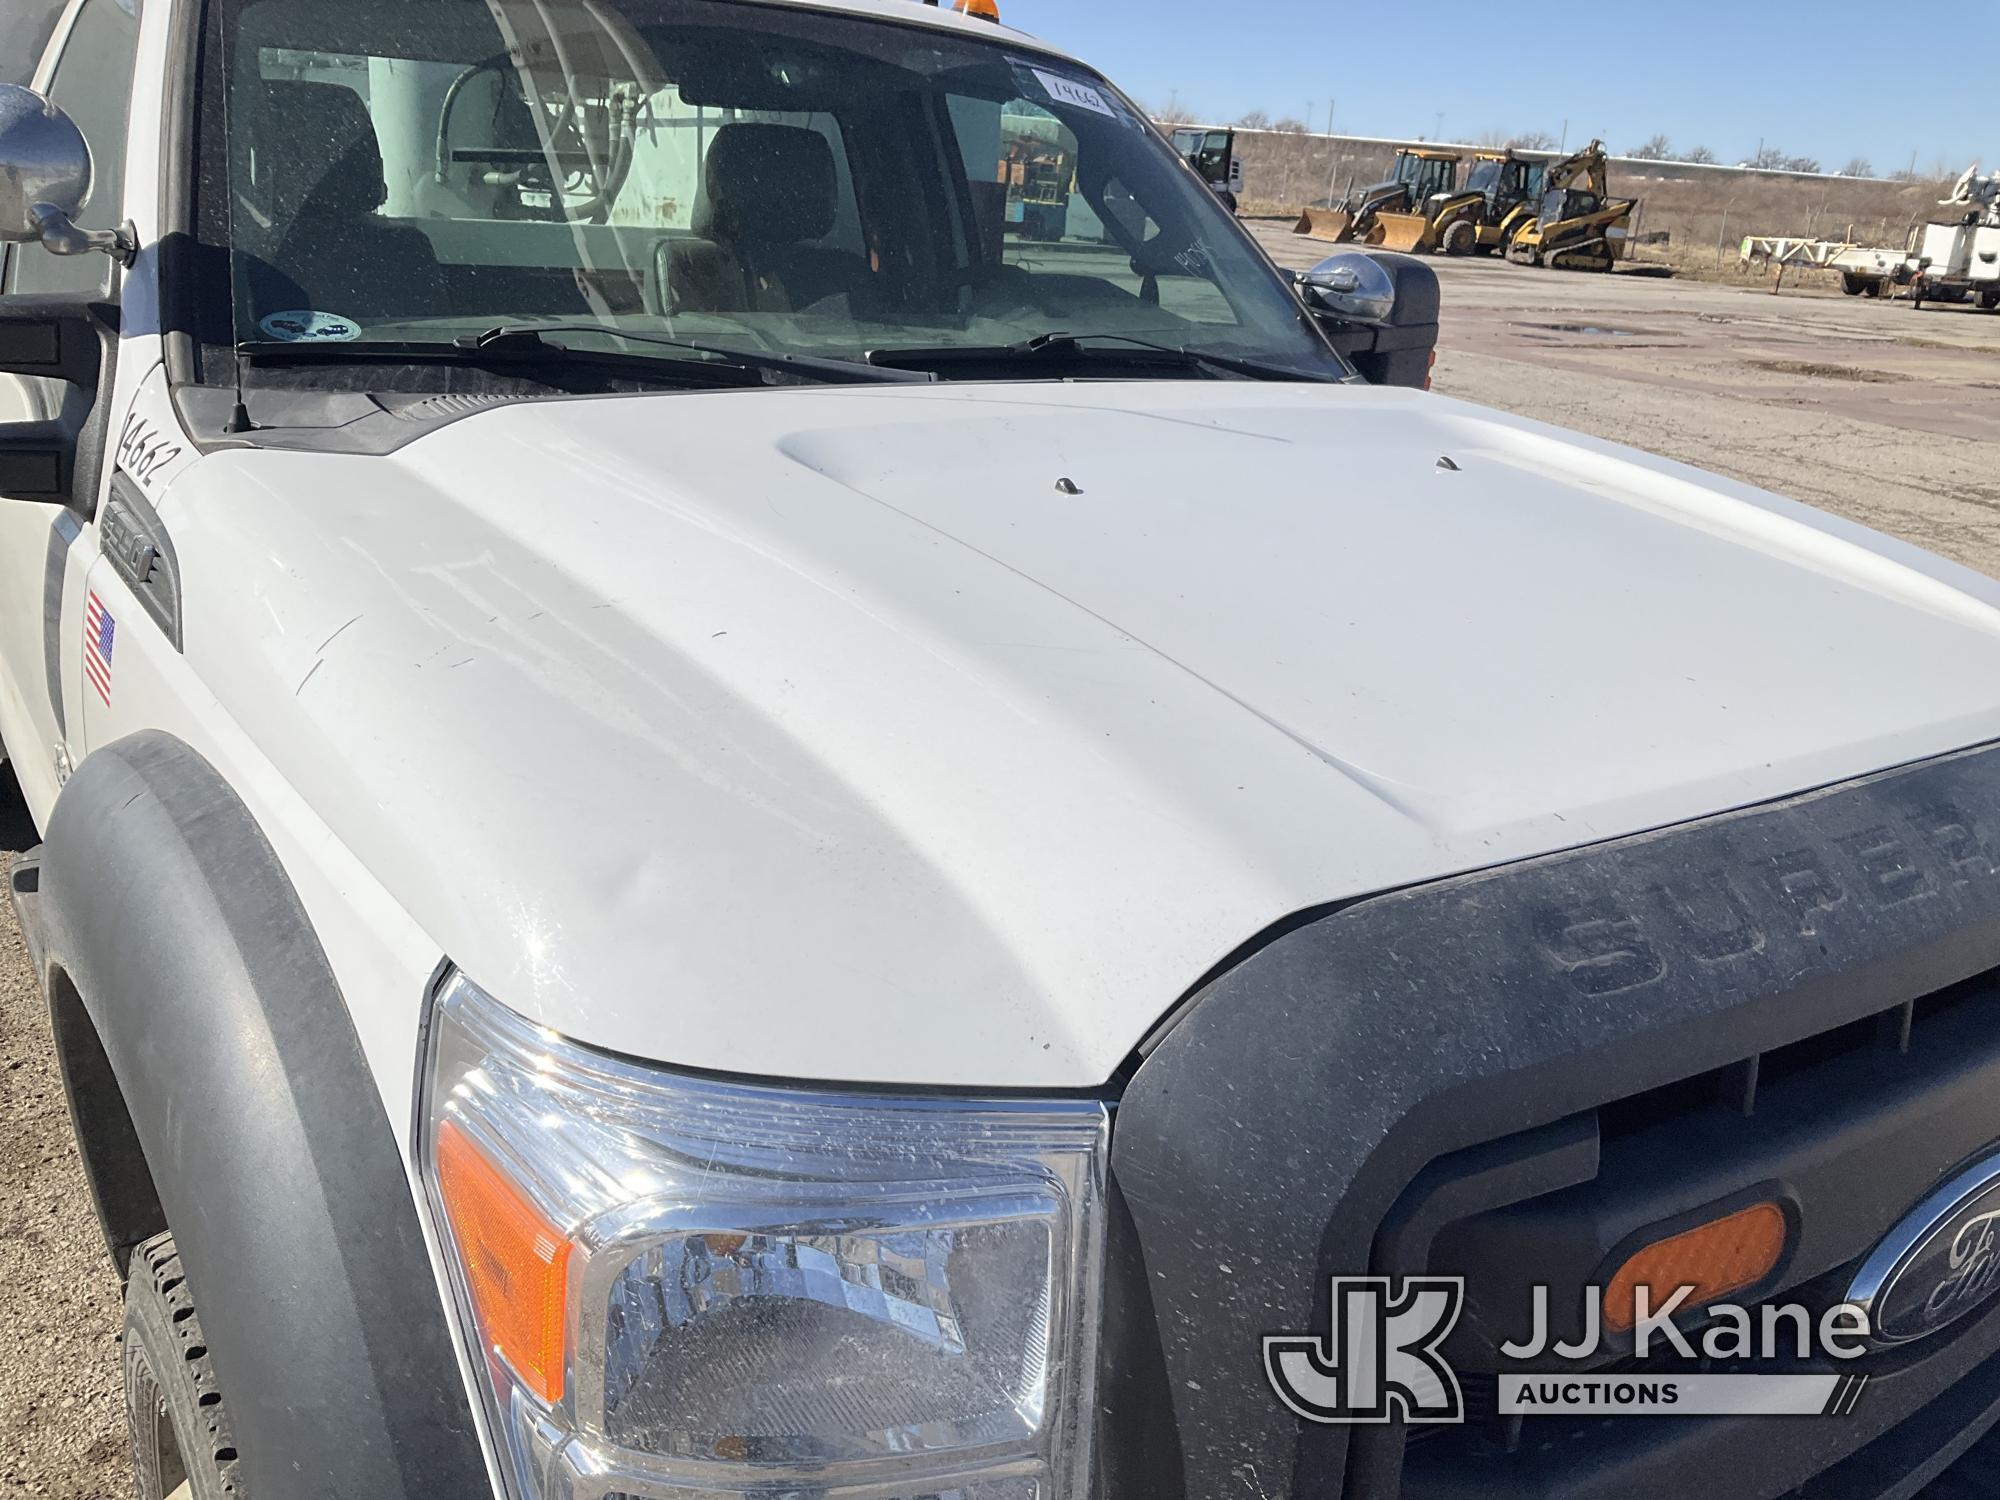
0 84 136 264
1297 250 1440 389
1299 254 1398 323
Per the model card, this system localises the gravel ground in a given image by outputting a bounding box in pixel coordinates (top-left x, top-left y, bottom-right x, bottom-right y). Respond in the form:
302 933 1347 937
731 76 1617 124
1 239 1997 1496
0 778 126 1498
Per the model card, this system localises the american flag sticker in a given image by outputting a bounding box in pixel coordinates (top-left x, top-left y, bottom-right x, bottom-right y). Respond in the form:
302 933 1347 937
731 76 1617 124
83 591 116 706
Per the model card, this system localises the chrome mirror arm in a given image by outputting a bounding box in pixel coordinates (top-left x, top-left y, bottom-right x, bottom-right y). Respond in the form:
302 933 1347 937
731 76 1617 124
29 203 137 268
30 201 136 266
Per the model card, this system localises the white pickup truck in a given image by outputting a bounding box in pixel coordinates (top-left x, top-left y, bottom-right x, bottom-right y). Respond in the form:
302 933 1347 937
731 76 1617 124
6 2 2000 1499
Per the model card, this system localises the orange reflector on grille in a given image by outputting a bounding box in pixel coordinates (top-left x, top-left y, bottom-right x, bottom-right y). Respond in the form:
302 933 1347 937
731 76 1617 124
954 0 1001 20
436 1119 573 1403
1603 1201 1788 1333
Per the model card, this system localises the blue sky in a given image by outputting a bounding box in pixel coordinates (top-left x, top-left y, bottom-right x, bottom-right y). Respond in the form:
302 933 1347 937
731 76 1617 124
1001 0 1983 176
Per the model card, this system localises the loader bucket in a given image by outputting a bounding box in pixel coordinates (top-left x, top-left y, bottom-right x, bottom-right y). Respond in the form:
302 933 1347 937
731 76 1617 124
1294 205 1356 241
1371 210 1432 253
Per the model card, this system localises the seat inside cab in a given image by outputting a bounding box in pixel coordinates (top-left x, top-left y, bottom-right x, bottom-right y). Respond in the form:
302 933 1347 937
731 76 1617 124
229 37 876 335
659 122 873 317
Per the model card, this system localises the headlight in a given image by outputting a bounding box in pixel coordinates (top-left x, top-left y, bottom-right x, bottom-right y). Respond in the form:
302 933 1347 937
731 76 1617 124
419 974 1108 1500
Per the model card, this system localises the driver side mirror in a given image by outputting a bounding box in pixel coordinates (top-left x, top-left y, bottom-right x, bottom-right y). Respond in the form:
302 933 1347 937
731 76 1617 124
0 85 124 505
0 84 136 264
1296 250 1440 389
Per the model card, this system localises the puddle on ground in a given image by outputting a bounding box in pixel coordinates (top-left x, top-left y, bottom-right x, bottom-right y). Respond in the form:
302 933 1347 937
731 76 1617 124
1536 323 1648 336
1750 358 1903 383
1511 321 1684 348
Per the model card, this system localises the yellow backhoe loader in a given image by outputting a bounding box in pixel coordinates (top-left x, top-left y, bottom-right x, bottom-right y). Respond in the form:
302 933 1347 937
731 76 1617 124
1428 149 1544 253
1295 147 1461 244
1505 140 1635 271
1355 148 1546 254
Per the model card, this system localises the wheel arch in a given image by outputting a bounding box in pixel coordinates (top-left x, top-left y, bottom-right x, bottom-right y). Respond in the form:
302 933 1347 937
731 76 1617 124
34 729 488 1499
44 958 165 1274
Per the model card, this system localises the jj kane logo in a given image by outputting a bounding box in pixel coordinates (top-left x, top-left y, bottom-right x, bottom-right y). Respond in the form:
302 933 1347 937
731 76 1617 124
1265 1153 2000 1425
1263 1277 1465 1424
1265 1276 1875 1424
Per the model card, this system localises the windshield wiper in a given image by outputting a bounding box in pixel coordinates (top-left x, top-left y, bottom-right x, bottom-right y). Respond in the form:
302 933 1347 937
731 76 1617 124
237 336 771 391
458 323 933 385
865 331 1341 383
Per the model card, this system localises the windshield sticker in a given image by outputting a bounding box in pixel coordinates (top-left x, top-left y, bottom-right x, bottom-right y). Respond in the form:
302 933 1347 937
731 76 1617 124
1031 69 1119 119
257 310 361 343
1174 239 1216 276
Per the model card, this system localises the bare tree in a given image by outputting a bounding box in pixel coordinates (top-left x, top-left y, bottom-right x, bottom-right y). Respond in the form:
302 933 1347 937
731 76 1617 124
1684 144 1717 164
1235 108 1270 129
1270 116 1308 134
1782 154 1821 174
1839 156 1874 178
1149 91 1201 126
1628 133 1673 160
1750 145 1787 170
1478 127 1555 149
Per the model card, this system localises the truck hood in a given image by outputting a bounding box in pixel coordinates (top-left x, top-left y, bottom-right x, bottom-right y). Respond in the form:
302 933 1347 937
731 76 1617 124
176 381 2000 1087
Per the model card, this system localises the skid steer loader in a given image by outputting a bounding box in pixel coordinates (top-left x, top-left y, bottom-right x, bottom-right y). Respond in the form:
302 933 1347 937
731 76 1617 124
1295 147 1460 244
1505 139 1635 271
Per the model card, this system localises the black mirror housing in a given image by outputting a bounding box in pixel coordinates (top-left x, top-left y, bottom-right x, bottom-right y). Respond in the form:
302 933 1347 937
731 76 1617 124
0 294 118 505
0 296 107 384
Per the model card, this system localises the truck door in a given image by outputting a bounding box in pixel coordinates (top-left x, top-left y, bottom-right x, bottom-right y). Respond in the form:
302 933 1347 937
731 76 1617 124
0 0 138 825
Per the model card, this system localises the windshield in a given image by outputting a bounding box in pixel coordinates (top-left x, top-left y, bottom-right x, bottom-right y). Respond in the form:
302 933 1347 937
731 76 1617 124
195 0 1343 384
1391 154 1455 200
1538 186 1601 225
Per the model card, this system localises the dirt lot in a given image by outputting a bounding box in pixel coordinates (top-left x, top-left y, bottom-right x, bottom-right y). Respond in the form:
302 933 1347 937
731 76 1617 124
0 777 126 1499
1 237 1998 1497
1254 220 2000 577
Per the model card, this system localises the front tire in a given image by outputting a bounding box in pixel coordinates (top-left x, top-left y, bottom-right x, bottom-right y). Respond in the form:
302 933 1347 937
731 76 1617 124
124 1233 245 1499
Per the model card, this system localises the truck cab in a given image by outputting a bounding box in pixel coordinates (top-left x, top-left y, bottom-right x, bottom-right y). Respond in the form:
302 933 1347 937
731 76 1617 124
1171 125 1243 213
1907 164 2000 311
6 3 2000 1500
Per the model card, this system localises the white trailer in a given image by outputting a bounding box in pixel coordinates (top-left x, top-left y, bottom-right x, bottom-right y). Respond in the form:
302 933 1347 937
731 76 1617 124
1739 163 2000 309
1738 234 1910 296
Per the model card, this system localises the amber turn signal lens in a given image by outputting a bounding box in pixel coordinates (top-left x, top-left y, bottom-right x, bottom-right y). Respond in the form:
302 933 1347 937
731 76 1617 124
436 1119 573 1402
1603 1201 1788 1334
954 0 1001 20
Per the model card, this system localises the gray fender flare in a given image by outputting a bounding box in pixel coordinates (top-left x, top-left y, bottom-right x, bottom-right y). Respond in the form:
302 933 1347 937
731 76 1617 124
36 731 488 1497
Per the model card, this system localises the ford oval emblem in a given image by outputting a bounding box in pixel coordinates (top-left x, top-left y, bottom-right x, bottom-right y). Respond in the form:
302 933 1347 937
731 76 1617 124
1846 1147 2000 1346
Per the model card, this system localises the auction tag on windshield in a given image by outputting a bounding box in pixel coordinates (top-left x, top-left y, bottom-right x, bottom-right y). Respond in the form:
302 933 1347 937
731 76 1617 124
258 309 361 343
1031 69 1118 118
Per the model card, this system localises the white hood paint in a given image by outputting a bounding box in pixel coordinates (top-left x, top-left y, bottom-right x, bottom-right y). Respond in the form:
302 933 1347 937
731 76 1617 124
170 381 2000 1087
